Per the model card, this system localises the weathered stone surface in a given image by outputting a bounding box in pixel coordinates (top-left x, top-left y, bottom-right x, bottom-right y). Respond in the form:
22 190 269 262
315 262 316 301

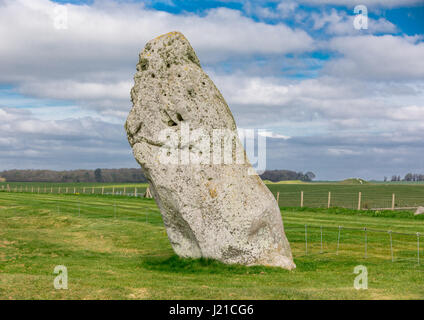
415 206 424 215
125 31 295 270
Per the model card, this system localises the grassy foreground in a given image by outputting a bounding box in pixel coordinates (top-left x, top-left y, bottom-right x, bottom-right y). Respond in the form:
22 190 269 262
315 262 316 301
1 192 424 300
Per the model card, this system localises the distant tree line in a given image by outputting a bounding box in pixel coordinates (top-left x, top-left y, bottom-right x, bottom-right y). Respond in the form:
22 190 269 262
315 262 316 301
259 170 316 182
384 173 424 182
0 169 148 183
0 168 316 183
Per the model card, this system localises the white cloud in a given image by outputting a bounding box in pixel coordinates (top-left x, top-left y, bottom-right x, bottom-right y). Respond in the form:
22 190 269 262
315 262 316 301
0 0 315 118
390 105 424 121
298 0 423 8
258 131 291 140
326 35 424 81
311 9 397 35
19 80 132 103
0 107 134 169
0 0 314 79
327 148 361 156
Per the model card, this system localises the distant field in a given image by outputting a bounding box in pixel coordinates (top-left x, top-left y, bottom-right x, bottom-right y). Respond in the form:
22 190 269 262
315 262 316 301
1 192 424 299
1 181 424 209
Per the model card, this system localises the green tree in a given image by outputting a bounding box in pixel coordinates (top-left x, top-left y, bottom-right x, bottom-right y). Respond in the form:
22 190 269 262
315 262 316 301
94 168 103 183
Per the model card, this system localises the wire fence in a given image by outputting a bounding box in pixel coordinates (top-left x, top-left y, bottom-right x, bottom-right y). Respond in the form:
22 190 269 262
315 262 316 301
274 190 424 211
0 184 148 197
2 185 424 211
285 223 422 265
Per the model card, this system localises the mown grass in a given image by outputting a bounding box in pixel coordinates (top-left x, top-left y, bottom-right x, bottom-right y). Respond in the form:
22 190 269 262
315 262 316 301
1 191 424 300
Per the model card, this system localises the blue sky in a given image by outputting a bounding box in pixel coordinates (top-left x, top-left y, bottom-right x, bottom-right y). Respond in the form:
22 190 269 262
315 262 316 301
0 0 423 180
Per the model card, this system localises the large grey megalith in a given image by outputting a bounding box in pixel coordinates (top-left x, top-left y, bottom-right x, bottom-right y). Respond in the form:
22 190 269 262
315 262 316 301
125 31 295 270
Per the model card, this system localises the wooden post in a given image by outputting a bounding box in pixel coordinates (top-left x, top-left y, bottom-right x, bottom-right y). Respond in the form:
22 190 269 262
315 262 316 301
102 187 104 195
92 187 94 194
58 187 61 194
328 192 331 209
358 192 362 210
276 192 280 205
144 186 153 198
112 187 115 195
391 193 395 210
123 187 126 195
134 188 137 197
300 191 304 208
74 187 76 194
83 187 86 194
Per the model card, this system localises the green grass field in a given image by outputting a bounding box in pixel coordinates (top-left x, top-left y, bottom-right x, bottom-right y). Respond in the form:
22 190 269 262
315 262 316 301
1 190 424 300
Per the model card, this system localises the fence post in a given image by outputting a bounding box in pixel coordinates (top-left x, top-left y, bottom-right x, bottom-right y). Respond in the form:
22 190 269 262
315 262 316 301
364 227 367 259
305 224 308 255
357 192 362 210
58 187 61 194
92 187 94 194
276 192 280 205
327 192 331 209
74 187 76 194
83 187 86 194
300 191 304 208
112 187 115 195
124 187 126 196
336 226 342 255
102 187 104 195
392 193 395 210
134 188 137 197
389 231 394 262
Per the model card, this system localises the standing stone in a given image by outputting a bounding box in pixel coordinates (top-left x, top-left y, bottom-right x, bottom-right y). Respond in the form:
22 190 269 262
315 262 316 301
125 31 295 270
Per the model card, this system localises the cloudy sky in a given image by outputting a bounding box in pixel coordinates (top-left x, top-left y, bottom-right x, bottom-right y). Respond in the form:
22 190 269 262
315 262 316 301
1 0 423 180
